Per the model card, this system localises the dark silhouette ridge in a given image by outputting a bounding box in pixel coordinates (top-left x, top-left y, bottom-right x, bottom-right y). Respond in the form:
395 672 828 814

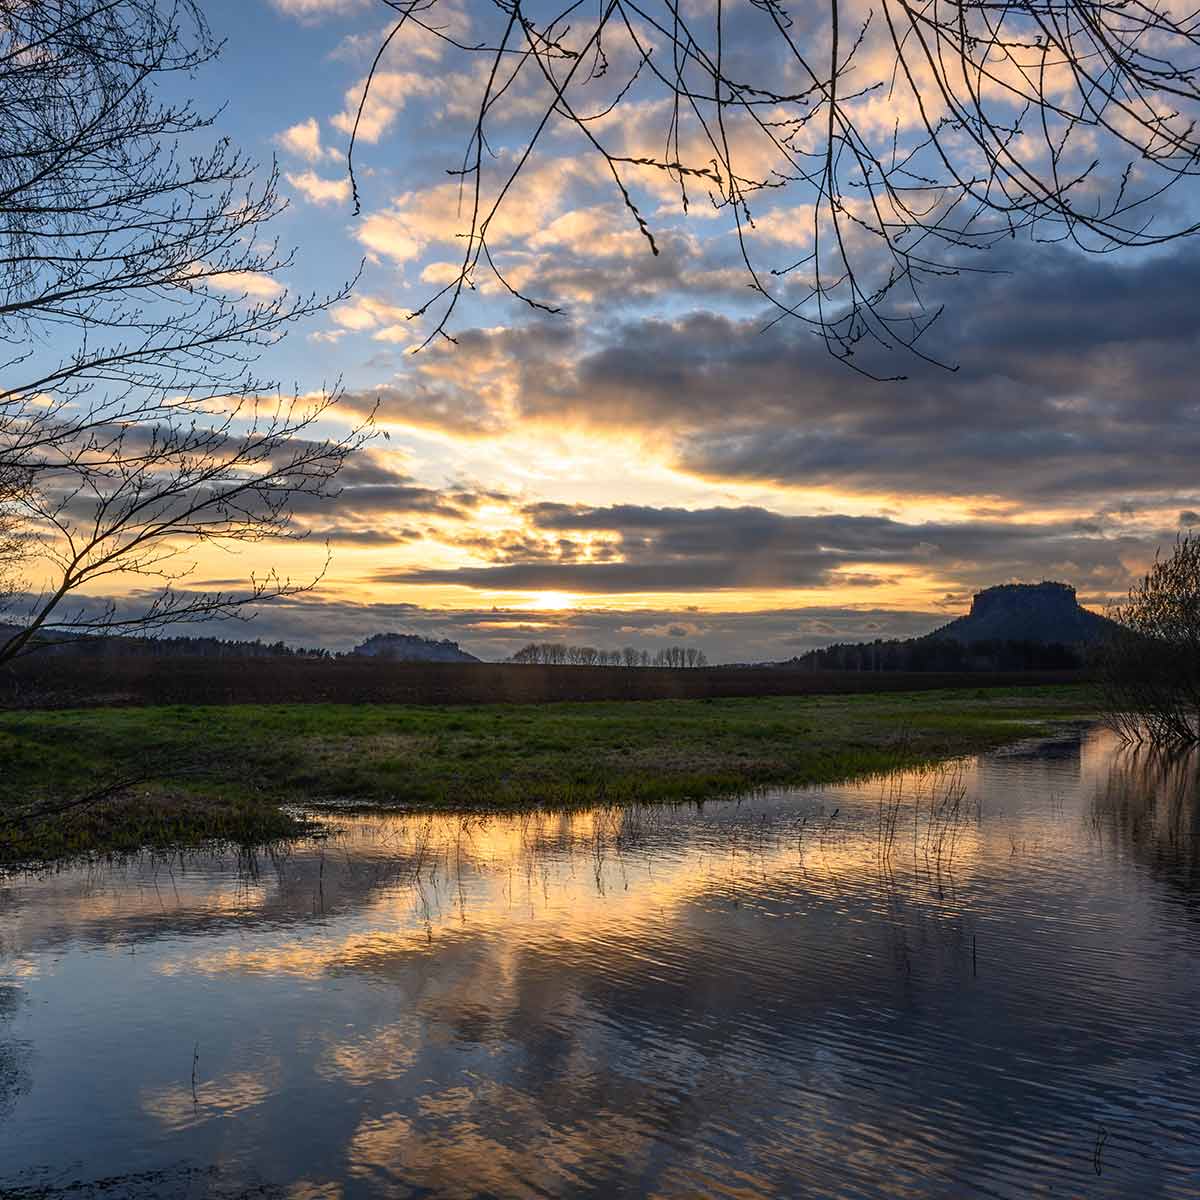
785 582 1116 672
351 633 480 663
930 582 1116 647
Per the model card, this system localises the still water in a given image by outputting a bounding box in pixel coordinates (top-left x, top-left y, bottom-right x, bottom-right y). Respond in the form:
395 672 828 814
1 725 1198 1198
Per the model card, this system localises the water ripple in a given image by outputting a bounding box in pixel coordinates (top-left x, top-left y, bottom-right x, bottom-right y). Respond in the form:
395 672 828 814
0 726 1198 1198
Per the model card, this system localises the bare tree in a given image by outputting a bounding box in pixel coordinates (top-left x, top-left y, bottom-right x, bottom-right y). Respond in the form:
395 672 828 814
509 639 707 665
0 461 27 616
0 0 366 666
352 0 1200 373
1097 535 1200 746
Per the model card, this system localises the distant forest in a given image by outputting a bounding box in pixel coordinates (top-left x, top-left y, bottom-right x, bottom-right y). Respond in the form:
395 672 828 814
11 631 333 660
786 637 1086 673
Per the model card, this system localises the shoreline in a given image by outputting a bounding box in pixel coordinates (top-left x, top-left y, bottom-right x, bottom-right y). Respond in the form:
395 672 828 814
0 684 1102 868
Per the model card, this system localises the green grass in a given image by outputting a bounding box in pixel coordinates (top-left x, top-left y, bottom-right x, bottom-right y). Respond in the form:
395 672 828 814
0 684 1101 865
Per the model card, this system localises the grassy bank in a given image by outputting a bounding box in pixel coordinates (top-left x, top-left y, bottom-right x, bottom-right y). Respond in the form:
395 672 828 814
0 684 1100 865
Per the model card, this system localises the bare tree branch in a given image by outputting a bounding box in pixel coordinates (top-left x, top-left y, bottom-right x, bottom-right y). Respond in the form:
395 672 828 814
0 0 370 666
352 0 1200 373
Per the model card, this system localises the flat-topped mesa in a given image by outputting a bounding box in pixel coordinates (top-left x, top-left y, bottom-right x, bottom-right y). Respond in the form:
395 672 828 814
351 633 480 663
969 581 1077 619
782 579 1115 671
938 581 1112 646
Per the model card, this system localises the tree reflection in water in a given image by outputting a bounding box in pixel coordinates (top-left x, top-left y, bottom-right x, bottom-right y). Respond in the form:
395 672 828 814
1092 743 1200 904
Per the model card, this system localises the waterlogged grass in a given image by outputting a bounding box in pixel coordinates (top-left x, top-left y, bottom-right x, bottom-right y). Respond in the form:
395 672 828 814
0 793 306 866
0 684 1100 865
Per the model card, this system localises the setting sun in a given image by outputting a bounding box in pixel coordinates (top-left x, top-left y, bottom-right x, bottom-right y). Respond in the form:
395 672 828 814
527 592 576 612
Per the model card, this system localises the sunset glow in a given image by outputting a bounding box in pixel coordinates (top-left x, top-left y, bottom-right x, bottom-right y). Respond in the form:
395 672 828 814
6 4 1200 1196
525 592 577 613
12 0 1200 668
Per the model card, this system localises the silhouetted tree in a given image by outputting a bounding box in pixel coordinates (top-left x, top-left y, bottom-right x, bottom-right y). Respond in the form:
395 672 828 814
1098 535 1200 745
0 462 26 614
0 0 365 666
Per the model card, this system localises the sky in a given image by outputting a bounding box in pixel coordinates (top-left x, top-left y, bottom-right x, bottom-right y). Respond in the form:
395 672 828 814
92 0 1200 662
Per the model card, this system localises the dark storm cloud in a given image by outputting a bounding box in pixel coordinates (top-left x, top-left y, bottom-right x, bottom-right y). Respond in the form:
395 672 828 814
653 249 1200 501
336 322 578 436
369 243 1200 506
379 503 1159 595
303 527 425 546
284 453 509 544
33 432 480 550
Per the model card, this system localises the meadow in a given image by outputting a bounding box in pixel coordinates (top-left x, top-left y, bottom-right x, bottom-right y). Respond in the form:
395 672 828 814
0 684 1100 865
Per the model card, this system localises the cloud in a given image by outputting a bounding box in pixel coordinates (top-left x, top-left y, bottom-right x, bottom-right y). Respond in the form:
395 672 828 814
369 243 1200 509
356 158 601 266
330 295 410 333
277 117 326 163
207 271 284 299
303 526 425 546
286 170 352 206
282 450 497 546
376 502 1160 597
335 322 578 436
338 383 508 436
267 0 368 19
331 70 441 144
87 590 955 662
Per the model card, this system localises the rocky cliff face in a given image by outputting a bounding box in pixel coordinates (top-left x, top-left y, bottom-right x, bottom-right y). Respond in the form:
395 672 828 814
932 582 1115 645
351 633 480 663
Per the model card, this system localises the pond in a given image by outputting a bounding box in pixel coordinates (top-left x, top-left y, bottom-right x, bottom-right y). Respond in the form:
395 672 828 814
1 725 1198 1198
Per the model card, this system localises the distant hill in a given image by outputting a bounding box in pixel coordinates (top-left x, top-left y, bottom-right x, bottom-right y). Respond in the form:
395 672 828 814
351 633 480 663
784 582 1115 672
927 582 1116 646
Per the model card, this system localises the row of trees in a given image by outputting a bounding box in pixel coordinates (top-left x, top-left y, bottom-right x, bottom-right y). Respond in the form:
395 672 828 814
509 643 708 668
23 633 334 661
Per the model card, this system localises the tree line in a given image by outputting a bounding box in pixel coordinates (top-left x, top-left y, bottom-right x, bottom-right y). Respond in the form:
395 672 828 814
16 632 334 660
789 638 1084 674
509 643 708 668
